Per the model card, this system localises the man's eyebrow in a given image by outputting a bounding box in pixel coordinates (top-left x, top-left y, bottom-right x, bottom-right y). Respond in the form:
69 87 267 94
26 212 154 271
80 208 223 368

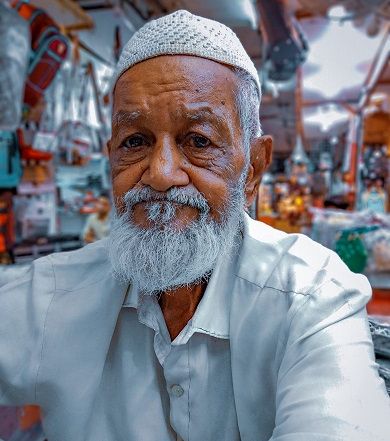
112 110 144 128
181 108 229 129
112 107 230 130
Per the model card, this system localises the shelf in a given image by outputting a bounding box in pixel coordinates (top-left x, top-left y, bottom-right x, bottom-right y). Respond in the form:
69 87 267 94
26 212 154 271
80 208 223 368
366 272 390 290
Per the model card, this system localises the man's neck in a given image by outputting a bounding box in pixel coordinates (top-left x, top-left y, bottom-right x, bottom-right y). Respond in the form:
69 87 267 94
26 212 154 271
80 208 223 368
158 282 207 341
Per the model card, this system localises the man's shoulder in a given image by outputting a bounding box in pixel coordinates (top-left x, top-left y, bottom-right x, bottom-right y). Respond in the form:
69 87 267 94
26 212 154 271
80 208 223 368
44 238 111 292
234 216 371 348
238 215 364 297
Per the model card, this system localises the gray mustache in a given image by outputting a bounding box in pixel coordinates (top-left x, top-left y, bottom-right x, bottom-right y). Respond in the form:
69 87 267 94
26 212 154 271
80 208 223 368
123 186 210 213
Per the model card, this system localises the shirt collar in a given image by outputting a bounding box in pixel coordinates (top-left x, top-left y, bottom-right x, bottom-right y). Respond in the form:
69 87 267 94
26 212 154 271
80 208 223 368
189 244 239 339
122 282 139 309
122 223 243 340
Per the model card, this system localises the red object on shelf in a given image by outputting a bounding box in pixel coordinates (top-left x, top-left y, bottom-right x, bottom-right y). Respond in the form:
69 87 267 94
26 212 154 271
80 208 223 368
0 192 15 253
20 146 52 162
12 0 69 109
19 405 41 430
17 129 53 162
367 288 390 316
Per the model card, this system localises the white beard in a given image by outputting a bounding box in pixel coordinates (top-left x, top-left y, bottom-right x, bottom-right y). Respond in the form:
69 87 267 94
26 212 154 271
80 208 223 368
107 177 246 295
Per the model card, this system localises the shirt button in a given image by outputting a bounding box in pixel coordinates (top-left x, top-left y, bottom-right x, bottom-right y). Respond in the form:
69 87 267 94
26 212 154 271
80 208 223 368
170 384 184 397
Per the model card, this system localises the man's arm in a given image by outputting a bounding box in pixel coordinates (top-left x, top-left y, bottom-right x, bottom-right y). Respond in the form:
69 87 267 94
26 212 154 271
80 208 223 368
0 257 55 406
271 273 390 441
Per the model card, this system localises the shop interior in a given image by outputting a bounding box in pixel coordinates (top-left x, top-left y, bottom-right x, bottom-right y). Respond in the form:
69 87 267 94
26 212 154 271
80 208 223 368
0 0 389 438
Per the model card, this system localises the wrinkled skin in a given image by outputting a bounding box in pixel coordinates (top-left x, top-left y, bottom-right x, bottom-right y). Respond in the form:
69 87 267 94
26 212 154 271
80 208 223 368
108 55 272 339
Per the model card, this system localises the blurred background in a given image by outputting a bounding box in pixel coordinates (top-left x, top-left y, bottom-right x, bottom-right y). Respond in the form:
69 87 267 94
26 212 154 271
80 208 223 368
0 0 389 438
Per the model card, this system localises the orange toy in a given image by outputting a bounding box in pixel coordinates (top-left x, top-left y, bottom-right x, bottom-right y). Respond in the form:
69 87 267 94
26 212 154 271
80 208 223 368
19 405 41 430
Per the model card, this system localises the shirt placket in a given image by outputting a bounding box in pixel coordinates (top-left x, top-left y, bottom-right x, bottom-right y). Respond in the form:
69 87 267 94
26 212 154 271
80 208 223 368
163 343 191 441
137 295 192 440
137 295 171 364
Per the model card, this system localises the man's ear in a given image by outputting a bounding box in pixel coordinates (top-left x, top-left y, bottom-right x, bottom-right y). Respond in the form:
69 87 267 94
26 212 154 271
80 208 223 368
244 135 273 207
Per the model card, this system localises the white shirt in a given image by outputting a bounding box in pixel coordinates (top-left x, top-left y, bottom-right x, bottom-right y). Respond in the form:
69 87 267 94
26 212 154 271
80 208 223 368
114 245 240 441
0 213 389 441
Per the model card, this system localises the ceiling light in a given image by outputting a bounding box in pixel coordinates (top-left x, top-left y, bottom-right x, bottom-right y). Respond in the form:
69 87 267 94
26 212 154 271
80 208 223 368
304 105 349 133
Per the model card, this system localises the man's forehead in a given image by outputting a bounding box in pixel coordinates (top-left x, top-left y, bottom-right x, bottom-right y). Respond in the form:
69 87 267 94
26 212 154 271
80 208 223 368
112 57 239 122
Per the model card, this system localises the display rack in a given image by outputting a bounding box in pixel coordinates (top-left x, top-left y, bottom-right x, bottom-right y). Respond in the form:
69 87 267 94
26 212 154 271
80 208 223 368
12 234 82 264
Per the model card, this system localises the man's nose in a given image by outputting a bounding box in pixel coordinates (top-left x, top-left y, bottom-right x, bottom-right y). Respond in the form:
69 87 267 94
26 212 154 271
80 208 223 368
141 136 190 192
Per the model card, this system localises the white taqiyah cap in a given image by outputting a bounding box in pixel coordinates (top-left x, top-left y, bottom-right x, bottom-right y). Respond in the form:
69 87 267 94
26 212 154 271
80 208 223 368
113 9 261 95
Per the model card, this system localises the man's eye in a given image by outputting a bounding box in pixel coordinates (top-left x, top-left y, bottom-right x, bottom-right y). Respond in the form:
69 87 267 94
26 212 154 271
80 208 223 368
189 134 211 149
121 134 147 149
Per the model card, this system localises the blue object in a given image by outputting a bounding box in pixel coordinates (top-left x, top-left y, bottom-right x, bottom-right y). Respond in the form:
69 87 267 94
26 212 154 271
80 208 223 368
0 131 22 189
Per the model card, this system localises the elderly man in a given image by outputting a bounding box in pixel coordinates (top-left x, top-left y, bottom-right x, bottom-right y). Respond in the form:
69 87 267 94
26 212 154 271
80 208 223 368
0 10 389 441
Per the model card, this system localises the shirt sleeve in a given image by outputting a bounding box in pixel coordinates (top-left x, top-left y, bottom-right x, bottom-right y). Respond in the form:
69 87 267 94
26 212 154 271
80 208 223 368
0 257 55 406
271 272 390 441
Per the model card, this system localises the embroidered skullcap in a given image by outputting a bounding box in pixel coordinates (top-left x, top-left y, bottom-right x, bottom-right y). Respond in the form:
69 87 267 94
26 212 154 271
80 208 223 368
113 9 261 95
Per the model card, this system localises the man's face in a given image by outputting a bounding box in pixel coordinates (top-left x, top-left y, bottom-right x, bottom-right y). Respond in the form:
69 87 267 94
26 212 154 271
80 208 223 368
107 55 272 292
109 55 248 229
